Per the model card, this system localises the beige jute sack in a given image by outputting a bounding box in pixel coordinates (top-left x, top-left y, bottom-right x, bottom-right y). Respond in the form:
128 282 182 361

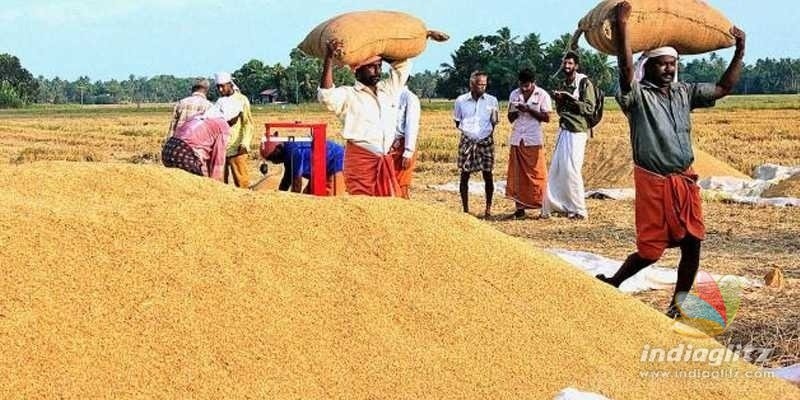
574 0 735 55
299 11 449 66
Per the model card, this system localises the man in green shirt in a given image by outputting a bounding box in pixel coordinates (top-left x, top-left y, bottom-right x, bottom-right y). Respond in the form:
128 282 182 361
541 51 596 220
596 1 746 318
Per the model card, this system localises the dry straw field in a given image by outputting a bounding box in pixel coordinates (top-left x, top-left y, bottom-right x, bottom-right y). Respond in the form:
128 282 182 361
1 95 799 396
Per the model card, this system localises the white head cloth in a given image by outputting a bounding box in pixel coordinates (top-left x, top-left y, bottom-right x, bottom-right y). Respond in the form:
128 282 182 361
214 71 241 92
634 46 679 82
214 72 232 85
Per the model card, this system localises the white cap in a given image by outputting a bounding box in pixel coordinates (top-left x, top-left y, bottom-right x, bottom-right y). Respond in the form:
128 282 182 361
214 72 233 85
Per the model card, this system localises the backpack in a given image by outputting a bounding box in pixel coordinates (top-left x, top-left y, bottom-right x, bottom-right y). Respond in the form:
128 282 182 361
578 77 604 136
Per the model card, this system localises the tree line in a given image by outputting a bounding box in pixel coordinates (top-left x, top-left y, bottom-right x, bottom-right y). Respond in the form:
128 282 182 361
2 27 799 108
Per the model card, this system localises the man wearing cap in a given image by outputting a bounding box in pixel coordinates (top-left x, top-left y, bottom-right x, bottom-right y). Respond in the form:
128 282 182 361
596 1 746 318
317 39 411 197
390 86 421 199
166 78 212 140
161 97 243 182
215 72 254 189
260 135 346 196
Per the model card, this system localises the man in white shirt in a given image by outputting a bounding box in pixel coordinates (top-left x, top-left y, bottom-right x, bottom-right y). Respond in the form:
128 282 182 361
453 71 499 217
318 39 411 197
390 86 421 199
506 69 552 219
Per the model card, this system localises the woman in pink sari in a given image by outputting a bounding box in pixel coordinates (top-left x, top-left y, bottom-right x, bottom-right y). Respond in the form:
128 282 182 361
162 97 243 181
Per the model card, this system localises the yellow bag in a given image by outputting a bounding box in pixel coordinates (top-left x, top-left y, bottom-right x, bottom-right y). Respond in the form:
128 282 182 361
298 11 449 66
575 0 735 55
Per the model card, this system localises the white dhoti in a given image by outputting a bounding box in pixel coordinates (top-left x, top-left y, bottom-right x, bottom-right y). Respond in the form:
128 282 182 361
542 128 588 218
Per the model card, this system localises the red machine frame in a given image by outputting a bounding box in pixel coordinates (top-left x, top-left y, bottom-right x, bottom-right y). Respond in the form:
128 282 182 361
264 122 328 196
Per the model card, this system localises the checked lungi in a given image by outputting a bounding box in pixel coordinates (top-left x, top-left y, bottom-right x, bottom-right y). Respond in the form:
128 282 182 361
457 135 494 173
162 137 203 176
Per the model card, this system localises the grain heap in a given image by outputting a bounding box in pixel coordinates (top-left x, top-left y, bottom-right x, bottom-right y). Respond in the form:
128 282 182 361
763 173 800 198
584 138 749 188
1 162 796 399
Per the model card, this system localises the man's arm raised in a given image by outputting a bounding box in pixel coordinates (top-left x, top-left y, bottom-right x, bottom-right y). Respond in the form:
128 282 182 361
320 39 342 90
714 27 746 100
614 1 634 94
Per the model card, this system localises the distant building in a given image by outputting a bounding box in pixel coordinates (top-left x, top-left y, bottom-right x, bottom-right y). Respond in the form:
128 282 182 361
259 89 280 103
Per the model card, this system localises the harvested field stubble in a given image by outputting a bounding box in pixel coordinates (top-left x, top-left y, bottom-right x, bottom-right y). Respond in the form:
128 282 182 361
0 162 798 399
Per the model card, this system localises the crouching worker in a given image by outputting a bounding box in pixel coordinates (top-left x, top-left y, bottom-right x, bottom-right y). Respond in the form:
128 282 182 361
162 97 244 181
260 135 346 196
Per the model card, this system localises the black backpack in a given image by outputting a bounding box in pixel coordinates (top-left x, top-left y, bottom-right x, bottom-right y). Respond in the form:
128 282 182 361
579 77 604 135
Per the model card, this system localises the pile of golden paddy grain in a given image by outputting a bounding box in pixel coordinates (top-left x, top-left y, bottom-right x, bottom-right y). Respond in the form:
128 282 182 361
584 139 749 188
763 173 800 198
1 162 796 399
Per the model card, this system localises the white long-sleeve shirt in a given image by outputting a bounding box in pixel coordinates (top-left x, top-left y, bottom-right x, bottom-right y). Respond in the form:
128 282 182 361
396 87 421 159
317 60 412 155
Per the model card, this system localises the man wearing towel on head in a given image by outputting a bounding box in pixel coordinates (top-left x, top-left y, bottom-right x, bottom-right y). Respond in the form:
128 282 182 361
215 72 254 189
318 39 411 197
597 1 746 318
161 96 243 182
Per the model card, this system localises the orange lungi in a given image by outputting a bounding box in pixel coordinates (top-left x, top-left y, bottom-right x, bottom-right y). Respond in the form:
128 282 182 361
301 172 346 196
389 144 417 199
634 166 706 260
328 172 346 196
506 144 547 209
343 142 400 197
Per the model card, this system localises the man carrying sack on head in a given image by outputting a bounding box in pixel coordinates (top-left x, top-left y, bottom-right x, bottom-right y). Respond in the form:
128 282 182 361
596 1 746 318
317 39 411 197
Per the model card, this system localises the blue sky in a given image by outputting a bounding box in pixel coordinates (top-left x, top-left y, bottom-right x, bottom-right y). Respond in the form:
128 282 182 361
1 0 797 81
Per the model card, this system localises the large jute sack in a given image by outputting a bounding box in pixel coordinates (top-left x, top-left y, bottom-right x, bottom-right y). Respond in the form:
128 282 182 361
576 0 735 55
299 11 449 66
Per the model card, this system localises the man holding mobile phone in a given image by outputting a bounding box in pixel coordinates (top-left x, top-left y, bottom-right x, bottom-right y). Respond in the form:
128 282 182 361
506 69 552 219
